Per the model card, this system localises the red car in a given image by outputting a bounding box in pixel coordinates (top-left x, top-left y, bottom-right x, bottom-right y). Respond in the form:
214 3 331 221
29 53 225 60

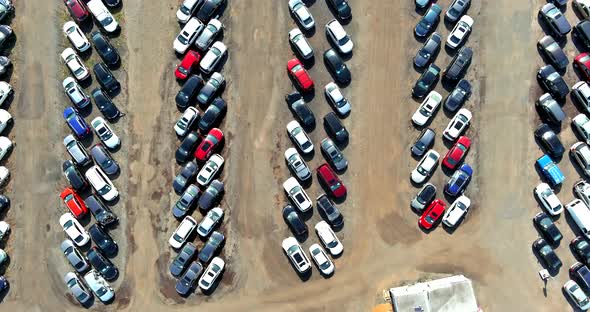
175 50 201 80
575 53 590 81
64 0 89 22
419 199 446 230
60 187 88 218
317 164 347 199
442 136 471 170
287 58 314 92
195 128 223 162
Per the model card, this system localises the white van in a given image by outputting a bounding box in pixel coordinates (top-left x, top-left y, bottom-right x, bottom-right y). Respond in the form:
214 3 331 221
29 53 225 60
566 199 590 239
87 0 118 33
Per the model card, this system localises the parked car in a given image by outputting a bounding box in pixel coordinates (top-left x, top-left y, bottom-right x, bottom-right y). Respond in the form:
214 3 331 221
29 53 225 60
574 114 590 146
199 231 224 263
197 72 224 106
64 0 89 22
573 236 590 264
419 199 446 229
172 185 200 219
0 196 8 214
578 53 590 81
315 221 343 256
175 107 200 137
62 160 88 191
91 31 119 67
283 177 312 212
415 0 431 9
288 0 315 30
197 154 224 186
534 123 564 157
309 244 334 275
443 108 472 141
446 15 473 49
412 63 440 98
93 63 120 93
64 272 92 305
61 48 89 81
535 183 563 216
0 82 10 108
169 216 198 249
282 204 308 236
85 165 118 202
91 117 120 149
411 183 436 211
287 120 313 154
411 149 439 184
170 242 197 277
0 137 11 163
89 224 118 257
444 47 472 81
534 212 562 246
102 0 119 8
533 237 562 270
200 41 227 74
61 239 90 273
537 65 569 99
564 280 590 310
92 88 121 121
411 91 442 126
317 194 343 227
572 142 590 177
63 135 91 166
575 181 590 208
442 195 470 228
176 132 199 164
61 187 88 218
445 163 472 196
327 0 351 20
85 195 118 226
198 179 224 211
325 82 351 116
197 207 223 237
573 81 590 114
326 19 353 54
289 28 313 60
176 0 202 23
284 147 311 181
411 128 435 157
176 75 204 109
575 0 590 20
63 21 90 52
537 35 568 70
0 25 10 48
286 91 315 129
196 19 223 51
59 213 90 247
63 77 90 109
176 261 203 295
324 49 351 85
83 270 114 303
196 0 224 22
90 143 119 175
198 257 225 291
539 3 571 37
287 58 314 92
63 106 91 138
414 32 442 68
87 0 118 33
444 79 471 112
415 4 442 37
317 163 347 199
445 0 470 22
536 94 565 125
174 18 204 54
175 51 201 80
576 21 590 51
321 138 348 171
195 128 223 162
198 97 226 133
173 161 198 194
537 154 565 186
324 112 349 145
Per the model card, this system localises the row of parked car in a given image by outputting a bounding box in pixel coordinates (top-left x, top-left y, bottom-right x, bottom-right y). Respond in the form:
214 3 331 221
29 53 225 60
168 0 227 297
408 0 475 231
281 0 352 277
530 1 590 309
59 0 125 306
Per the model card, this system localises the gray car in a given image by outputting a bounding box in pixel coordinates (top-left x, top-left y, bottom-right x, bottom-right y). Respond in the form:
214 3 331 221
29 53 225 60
320 138 347 171
198 179 224 211
64 135 91 166
195 18 223 51
196 72 224 106
90 143 119 175
537 35 568 70
173 161 199 194
317 194 343 227
170 242 197 277
537 93 566 124
198 230 224 263
445 0 470 22
64 272 93 305
61 239 90 273
539 3 571 37
173 184 200 218
85 195 118 226
176 261 203 296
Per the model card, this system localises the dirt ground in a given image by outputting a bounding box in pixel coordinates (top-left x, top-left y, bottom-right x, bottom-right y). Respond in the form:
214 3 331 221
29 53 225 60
0 0 582 311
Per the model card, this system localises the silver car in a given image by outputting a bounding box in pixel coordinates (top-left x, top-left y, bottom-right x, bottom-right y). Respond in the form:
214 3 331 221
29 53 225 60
284 147 311 181
195 18 223 51
63 135 91 166
64 272 93 305
320 138 347 171
445 0 470 22
61 239 90 273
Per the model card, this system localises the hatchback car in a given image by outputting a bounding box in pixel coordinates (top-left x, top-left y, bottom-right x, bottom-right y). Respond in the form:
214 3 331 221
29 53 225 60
174 18 204 54
90 144 119 175
442 136 471 170
197 72 224 106
200 41 227 74
533 212 563 245
282 204 308 236
198 179 224 211
176 132 199 164
63 106 91 138
199 231 225 263
446 15 473 49
284 147 311 181
533 237 562 270
444 47 472 81
170 242 197 278
444 163 472 196
64 134 91 166
92 88 121 121
572 142 590 177
286 91 315 129
324 112 349 145
535 183 563 216
199 97 226 133
539 3 571 37
414 32 442 68
534 123 564 158
169 216 198 249
537 65 569 99
445 0 470 22
288 0 315 30
175 51 201 80
444 79 471 112
419 199 446 229
412 63 440 98
287 120 314 154
61 239 90 273
283 177 312 212
61 187 88 218
62 160 88 191
315 221 343 256
442 195 470 228
173 161 199 194
317 164 347 199
64 272 92 305
411 183 436 211
411 91 442 126
287 58 314 92
196 19 223 51
176 75 204 109
572 236 590 264
411 149 439 184
60 213 90 247
289 28 313 60
321 138 348 171
176 261 203 295
324 49 351 85
325 82 351 116
317 194 343 227
85 195 118 226
195 128 223 162
443 108 472 141
564 280 590 310
537 35 568 70
574 114 590 145
91 31 119 67
63 21 90 52
196 154 224 186
83 269 114 303
89 224 118 257
61 48 89 81
85 165 118 202
63 77 90 109
326 19 353 54
93 63 120 93
415 4 442 37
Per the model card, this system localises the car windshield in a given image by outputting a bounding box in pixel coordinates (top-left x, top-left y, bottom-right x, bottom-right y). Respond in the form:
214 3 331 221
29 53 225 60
295 193 306 203
301 141 311 149
96 286 108 296
100 16 113 27
98 183 112 195
180 4 191 14
337 35 349 45
327 240 338 248
178 33 190 45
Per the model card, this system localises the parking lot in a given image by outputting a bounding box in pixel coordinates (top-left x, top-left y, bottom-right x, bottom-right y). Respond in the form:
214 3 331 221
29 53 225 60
0 0 584 311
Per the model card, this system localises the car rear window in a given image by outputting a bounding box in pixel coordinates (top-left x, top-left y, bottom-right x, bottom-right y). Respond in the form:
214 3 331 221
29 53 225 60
295 193 306 203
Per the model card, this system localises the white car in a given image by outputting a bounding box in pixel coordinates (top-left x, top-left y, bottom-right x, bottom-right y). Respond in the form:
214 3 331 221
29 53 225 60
198 256 225 291
572 142 590 177
288 0 315 30
196 18 223 51
326 19 353 54
283 177 312 212
534 183 563 215
573 81 590 114
174 107 199 136
325 82 351 115
0 220 7 240
284 147 311 181
87 0 118 33
575 180 590 208
282 236 311 273
61 48 89 81
173 17 204 54
0 166 8 186
176 0 201 23
446 15 473 49
200 41 227 74
0 109 10 134
443 108 472 141
575 0 590 20
63 77 90 109
169 216 198 249
84 270 114 303
59 213 90 246
91 117 120 149
309 243 334 275
85 165 118 201
564 280 590 310
0 81 10 107
63 21 90 52
574 114 590 144
411 149 439 184
0 136 12 162
197 207 223 237
0 249 6 266
411 91 442 126
286 120 313 154
289 28 313 59
197 154 224 186
442 195 471 227
315 221 343 256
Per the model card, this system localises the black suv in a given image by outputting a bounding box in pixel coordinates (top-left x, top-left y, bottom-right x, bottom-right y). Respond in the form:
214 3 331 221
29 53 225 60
198 97 226 133
175 132 199 164
444 47 472 81
537 65 569 99
286 91 315 129
89 224 118 257
411 128 435 157
85 195 118 226
93 63 120 94
87 247 118 281
176 75 204 109
324 112 349 145
413 32 442 68
533 238 562 271
317 194 343 227
324 49 351 85
91 88 121 120
444 79 471 112
533 212 563 244
534 123 564 158
91 31 120 67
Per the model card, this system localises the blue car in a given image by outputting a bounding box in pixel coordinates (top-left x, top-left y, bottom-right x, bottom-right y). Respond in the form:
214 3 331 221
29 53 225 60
63 106 91 138
415 4 442 37
445 164 473 196
536 154 565 186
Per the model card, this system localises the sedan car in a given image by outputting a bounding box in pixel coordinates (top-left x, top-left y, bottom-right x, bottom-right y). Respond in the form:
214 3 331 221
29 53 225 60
62 160 88 191
169 242 197 277
321 138 348 171
63 21 90 52
419 199 446 229
196 154 224 186
61 239 90 273
415 4 442 37
287 58 314 92
413 32 442 68
64 134 91 166
0 136 12 163
200 41 227 74
444 79 471 112
283 204 308 236
573 81 590 114
411 128 435 157
173 18 204 54
315 221 343 256
284 147 311 181
287 120 313 154
442 195 470 228
411 149 439 184
323 112 349 145
309 244 334 275
534 238 562 270
289 28 313 60
196 72 224 106
83 270 114 303
176 261 203 296
64 272 92 305
442 136 471 170
61 187 88 218
91 31 119 67
283 177 312 212
536 94 565 125
534 123 564 158
0 109 11 135
286 91 315 129
175 107 200 137
198 97 226 133
64 0 89 22
411 91 442 126
327 0 351 20
63 106 91 138
196 18 223 51
85 195 118 227
196 0 224 22
572 142 590 177
91 117 120 149
195 128 223 162
443 108 472 141
0 25 10 48
59 213 90 247
564 280 590 310
325 82 351 116
89 224 118 257
199 231 225 263
317 164 346 199
411 183 436 211
533 212 563 244
169 216 198 249
198 179 224 211
539 3 571 37
61 48 89 81
444 163 472 196
317 194 343 227
534 183 563 216
323 49 351 85
198 257 224 291
326 19 353 54
176 75 204 109
87 247 118 281
445 0 470 22
93 63 120 93
572 236 590 264
412 63 440 98
63 77 90 109
288 0 315 30
90 143 119 175
92 88 121 121
175 51 201 80
87 0 118 32
574 114 590 145
537 65 569 99
173 161 198 194
537 35 568 70
172 185 200 219
282 237 311 273
446 15 473 49
443 47 472 81
176 132 199 164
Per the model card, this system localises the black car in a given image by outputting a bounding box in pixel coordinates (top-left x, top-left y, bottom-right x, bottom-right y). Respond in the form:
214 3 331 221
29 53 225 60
172 184 200 218
0 195 9 214
412 63 440 98
571 262 590 290
102 0 120 7
286 91 315 129
324 49 351 85
317 194 343 227
173 161 199 194
176 75 204 109
198 97 226 133
62 160 88 191
175 261 203 296
282 204 308 236
91 31 119 67
198 179 224 211
85 195 118 227
87 247 118 281
327 0 351 20
539 3 571 37
536 93 566 124
411 128 435 157
90 143 119 175
197 0 224 22
198 230 225 263
89 224 118 257
414 4 442 37
92 88 121 121
573 236 590 265
323 112 349 145
575 21 590 51
533 238 562 271
537 65 569 99
169 242 197 278
175 132 199 164
537 35 568 70
534 123 565 157
533 212 563 244
444 47 472 82
196 73 224 106
410 183 436 211
413 32 442 68
444 79 471 112
93 63 120 94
